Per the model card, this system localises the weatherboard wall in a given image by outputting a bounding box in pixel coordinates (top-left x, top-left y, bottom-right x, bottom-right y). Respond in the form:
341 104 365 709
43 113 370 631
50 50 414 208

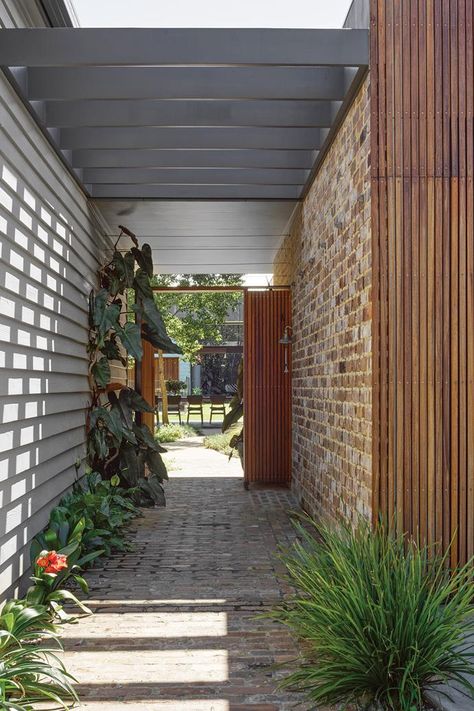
0 3 111 598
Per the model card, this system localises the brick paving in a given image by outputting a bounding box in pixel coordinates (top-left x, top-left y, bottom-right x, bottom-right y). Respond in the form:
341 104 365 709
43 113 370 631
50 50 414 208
61 440 312 710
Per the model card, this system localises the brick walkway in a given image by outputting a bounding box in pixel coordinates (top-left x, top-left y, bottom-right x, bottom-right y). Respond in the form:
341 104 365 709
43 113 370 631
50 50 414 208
61 439 310 710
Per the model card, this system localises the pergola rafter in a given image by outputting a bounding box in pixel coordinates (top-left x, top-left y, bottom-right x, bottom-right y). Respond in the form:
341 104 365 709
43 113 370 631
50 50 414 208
0 27 369 201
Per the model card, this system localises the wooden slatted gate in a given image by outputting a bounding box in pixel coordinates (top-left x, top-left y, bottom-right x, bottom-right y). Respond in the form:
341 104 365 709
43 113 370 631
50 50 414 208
371 0 474 565
243 289 292 487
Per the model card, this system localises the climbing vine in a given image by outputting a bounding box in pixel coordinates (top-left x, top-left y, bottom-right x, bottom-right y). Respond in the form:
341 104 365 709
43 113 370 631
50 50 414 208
87 225 181 506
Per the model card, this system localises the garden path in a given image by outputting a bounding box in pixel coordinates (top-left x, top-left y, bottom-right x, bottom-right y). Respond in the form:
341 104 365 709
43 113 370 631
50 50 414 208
60 440 310 710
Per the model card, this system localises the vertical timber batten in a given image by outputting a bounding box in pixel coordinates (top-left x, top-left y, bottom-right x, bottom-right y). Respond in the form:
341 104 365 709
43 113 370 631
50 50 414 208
243 289 292 486
371 0 474 564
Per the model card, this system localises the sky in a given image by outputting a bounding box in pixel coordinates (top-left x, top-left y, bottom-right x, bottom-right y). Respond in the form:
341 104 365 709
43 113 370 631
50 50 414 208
71 0 354 28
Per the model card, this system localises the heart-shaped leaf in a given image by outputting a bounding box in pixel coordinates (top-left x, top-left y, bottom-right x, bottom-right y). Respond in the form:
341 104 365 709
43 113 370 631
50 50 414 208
117 322 143 360
133 268 154 300
123 252 136 287
91 356 111 388
131 245 153 278
146 449 168 480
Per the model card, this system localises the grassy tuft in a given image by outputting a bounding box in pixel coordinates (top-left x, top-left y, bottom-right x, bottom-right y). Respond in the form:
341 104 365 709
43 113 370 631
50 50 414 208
155 423 198 443
268 518 474 711
203 431 234 456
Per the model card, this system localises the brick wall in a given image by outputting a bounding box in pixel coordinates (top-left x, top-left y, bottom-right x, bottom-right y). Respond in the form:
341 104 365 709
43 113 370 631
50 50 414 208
274 75 372 524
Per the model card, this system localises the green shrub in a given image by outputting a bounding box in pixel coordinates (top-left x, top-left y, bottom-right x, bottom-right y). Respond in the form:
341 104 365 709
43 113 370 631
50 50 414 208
203 431 234 456
27 469 139 621
165 379 187 395
155 423 197 443
269 518 474 711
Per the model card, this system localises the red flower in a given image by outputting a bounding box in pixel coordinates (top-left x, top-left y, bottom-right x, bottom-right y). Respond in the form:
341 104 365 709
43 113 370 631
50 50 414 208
36 551 68 574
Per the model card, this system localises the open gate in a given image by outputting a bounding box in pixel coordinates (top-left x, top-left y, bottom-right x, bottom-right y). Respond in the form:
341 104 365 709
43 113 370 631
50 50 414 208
244 288 292 487
138 285 292 488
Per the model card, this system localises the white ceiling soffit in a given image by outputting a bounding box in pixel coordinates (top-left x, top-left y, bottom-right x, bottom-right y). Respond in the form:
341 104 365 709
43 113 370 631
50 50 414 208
96 199 297 274
0 26 368 273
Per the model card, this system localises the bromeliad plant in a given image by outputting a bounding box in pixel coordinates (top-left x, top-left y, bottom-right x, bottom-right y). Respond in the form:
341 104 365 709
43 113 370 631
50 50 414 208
269 518 474 711
87 225 181 506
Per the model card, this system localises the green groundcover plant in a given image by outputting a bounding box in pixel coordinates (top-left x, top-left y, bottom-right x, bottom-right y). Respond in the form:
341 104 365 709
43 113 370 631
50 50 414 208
26 468 139 622
269 518 474 711
0 468 139 708
0 601 77 710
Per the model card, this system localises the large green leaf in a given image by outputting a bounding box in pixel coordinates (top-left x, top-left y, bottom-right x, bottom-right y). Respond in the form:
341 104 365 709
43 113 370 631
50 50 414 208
133 423 162 451
101 334 126 364
126 388 155 413
91 356 111 388
142 298 181 353
87 426 109 460
139 474 166 507
108 406 127 443
120 444 144 486
123 252 136 287
133 268 154 300
90 288 121 337
142 322 182 354
117 322 143 360
90 288 107 327
109 390 132 429
146 449 168 480
131 245 153 278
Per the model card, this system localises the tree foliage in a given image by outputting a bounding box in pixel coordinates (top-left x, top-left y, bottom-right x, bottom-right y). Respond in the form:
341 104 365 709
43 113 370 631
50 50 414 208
151 274 244 362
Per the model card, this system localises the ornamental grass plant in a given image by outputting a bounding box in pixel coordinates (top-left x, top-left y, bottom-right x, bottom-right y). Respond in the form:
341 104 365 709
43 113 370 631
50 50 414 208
269 518 474 711
0 601 77 710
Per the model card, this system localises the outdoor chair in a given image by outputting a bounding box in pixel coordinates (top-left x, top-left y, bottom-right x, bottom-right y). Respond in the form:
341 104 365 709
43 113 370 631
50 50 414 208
209 395 227 423
186 395 204 425
167 395 182 424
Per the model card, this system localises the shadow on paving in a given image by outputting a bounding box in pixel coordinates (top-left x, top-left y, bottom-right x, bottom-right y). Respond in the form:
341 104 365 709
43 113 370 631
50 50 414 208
60 470 311 710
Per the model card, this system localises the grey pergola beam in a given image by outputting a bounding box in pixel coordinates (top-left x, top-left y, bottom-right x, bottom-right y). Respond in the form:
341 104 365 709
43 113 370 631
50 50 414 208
0 28 369 67
59 126 323 151
89 184 302 199
82 167 310 185
44 99 339 128
27 66 346 101
0 26 368 202
71 148 317 169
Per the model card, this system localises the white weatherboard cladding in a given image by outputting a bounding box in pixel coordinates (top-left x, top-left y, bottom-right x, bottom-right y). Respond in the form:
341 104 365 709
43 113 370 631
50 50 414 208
0 3 110 599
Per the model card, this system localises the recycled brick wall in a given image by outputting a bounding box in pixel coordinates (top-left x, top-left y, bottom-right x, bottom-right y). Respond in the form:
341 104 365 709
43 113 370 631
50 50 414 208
274 75 372 524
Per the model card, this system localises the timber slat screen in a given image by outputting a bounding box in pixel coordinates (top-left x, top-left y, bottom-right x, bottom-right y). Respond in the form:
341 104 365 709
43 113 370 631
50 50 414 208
371 0 474 565
244 290 292 486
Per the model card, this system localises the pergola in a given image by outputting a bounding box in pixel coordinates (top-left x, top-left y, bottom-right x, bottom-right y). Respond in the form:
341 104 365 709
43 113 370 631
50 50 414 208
0 27 369 271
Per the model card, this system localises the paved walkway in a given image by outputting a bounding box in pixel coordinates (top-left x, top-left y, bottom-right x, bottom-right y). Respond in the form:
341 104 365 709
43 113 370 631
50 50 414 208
61 438 310 710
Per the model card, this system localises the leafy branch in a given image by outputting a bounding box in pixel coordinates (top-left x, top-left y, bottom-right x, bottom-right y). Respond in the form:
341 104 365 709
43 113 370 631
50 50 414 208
87 226 181 506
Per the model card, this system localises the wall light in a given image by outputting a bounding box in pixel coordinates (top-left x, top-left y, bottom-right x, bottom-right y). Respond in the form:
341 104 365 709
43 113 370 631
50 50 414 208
279 326 292 373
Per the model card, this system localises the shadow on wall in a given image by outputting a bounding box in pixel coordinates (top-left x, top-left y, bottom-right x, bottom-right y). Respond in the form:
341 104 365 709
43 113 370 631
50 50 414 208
0 160 92 599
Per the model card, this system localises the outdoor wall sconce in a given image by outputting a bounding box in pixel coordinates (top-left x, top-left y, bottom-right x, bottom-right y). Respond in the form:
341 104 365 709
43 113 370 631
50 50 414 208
279 326 292 374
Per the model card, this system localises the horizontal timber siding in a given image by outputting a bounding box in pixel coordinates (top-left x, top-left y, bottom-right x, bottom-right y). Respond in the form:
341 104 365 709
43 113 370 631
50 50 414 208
0 2 112 598
371 0 474 565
